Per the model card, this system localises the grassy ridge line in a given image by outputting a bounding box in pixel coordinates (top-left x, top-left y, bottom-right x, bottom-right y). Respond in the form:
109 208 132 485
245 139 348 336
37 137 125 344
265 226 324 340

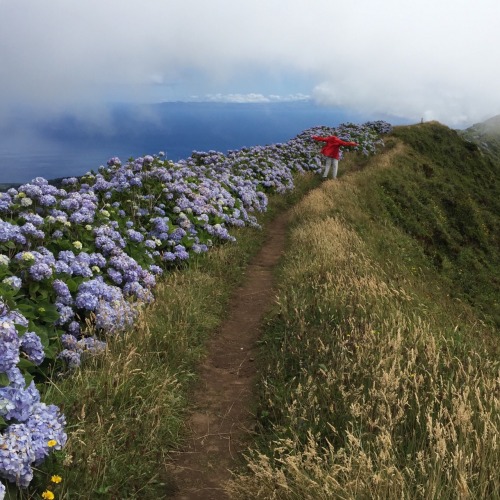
31 173 321 499
388 124 500 329
461 114 500 158
227 126 500 499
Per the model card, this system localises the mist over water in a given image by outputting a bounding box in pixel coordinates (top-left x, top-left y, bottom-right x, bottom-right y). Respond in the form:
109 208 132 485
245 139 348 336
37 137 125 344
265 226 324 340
0 101 407 184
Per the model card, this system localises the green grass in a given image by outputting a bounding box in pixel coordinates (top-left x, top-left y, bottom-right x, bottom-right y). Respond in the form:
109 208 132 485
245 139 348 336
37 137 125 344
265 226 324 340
369 123 500 329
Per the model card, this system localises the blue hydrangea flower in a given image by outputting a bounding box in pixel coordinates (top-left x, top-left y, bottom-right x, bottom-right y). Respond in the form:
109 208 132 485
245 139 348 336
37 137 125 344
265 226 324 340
0 220 26 245
0 381 40 423
67 321 80 335
126 229 144 243
2 276 22 291
55 304 75 326
57 349 81 370
19 213 44 226
61 334 78 350
0 192 13 212
25 402 67 464
0 423 35 487
53 280 73 305
0 320 20 373
74 291 99 311
19 332 45 366
28 262 53 282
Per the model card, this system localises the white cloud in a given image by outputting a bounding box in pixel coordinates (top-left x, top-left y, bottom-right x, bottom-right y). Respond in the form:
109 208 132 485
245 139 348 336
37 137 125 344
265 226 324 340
205 93 271 103
0 0 499 126
202 93 310 103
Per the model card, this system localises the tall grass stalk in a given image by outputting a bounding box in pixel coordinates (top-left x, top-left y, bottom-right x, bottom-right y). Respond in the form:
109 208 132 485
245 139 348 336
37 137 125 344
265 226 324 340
227 138 500 499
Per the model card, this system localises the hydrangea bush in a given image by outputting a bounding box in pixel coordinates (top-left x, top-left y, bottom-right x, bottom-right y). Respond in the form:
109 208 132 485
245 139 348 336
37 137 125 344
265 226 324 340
0 121 391 493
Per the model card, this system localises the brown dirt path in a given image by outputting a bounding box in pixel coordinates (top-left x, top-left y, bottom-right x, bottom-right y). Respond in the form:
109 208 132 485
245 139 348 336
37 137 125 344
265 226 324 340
169 210 290 499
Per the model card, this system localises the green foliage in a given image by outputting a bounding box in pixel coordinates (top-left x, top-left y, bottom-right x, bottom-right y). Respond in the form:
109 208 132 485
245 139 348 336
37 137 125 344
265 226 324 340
373 122 500 326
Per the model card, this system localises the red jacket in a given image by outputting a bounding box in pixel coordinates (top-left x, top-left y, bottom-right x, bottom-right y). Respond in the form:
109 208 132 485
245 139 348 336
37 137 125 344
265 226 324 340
312 135 358 159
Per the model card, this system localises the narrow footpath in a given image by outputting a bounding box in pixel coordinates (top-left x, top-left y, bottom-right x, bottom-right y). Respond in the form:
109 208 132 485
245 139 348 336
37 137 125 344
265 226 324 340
170 210 290 499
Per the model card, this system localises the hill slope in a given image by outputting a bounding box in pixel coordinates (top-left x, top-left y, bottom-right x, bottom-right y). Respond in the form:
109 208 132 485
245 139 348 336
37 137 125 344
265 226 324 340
228 121 500 499
379 122 500 327
461 113 500 158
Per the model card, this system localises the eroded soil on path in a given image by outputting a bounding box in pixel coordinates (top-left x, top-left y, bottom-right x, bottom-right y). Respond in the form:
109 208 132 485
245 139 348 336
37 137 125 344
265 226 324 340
169 210 290 499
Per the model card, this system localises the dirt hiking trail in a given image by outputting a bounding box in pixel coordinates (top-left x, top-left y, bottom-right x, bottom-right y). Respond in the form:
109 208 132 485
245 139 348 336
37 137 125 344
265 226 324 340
170 210 290 499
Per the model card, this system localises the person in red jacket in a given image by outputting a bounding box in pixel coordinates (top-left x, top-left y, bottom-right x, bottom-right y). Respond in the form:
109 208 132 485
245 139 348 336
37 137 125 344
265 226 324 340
312 134 358 179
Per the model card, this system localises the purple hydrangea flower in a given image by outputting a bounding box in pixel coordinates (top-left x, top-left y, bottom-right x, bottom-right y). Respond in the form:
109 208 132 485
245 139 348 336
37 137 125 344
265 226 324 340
107 157 121 167
0 192 13 212
149 265 163 275
67 321 80 335
39 194 57 207
107 268 123 285
174 245 190 260
61 334 78 350
20 213 44 226
162 252 176 262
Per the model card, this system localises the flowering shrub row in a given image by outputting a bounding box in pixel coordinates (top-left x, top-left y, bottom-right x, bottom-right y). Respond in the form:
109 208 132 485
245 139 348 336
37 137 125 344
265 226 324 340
0 121 391 494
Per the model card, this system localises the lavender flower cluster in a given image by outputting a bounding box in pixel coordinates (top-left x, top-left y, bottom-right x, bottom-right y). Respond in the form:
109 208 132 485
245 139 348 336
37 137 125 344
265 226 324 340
0 121 390 491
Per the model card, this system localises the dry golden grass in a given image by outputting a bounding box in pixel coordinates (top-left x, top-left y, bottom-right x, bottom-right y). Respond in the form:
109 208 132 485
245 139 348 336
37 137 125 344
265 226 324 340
227 150 500 499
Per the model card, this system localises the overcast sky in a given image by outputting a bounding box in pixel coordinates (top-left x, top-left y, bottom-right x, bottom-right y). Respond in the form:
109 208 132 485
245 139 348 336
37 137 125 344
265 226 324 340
1 0 499 127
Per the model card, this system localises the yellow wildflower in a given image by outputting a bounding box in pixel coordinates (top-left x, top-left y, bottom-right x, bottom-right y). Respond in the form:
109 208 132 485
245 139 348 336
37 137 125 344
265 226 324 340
47 440 57 448
51 475 62 484
42 491 55 500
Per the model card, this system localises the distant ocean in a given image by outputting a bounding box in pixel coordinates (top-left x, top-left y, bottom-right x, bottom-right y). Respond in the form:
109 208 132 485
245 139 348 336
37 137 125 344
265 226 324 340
0 101 405 185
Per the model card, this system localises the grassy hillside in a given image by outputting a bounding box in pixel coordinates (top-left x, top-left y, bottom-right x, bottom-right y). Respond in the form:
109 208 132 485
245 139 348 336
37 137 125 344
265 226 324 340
228 122 500 499
461 114 500 158
376 123 500 328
